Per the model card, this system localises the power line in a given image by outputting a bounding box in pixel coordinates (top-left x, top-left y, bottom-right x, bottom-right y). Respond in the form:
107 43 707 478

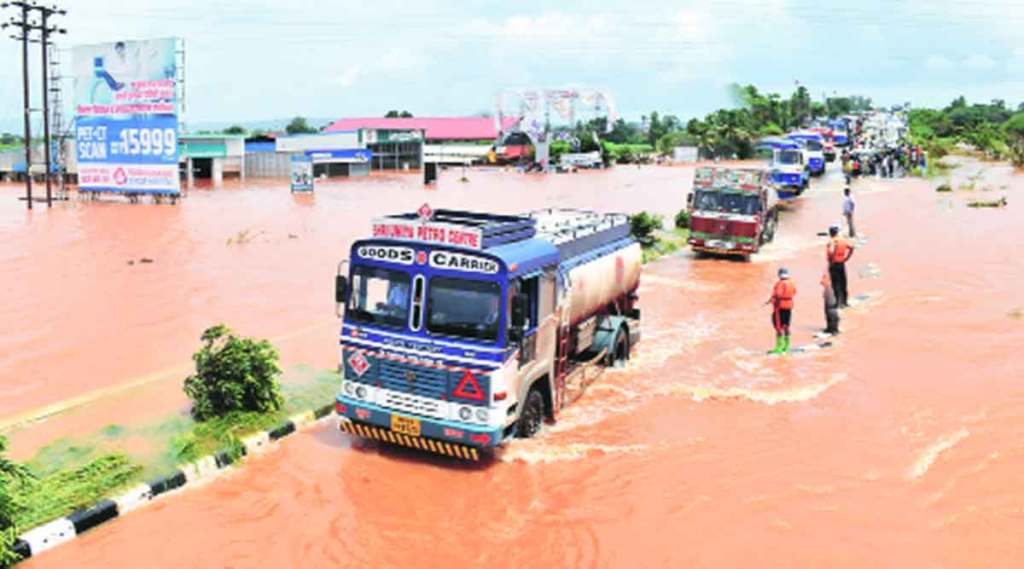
2 1 66 209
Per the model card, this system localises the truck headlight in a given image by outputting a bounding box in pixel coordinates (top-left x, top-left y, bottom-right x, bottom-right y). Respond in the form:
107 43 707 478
344 382 354 396
356 386 367 400
458 407 472 421
475 408 488 422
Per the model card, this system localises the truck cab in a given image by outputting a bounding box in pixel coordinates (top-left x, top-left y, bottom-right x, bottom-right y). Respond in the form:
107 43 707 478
758 138 809 199
333 208 641 460
787 131 827 176
687 167 780 259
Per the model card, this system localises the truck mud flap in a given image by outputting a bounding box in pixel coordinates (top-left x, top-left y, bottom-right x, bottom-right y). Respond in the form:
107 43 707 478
338 420 480 461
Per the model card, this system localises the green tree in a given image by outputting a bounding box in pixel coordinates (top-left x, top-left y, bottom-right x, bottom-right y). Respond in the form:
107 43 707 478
384 110 413 118
222 125 246 135
628 212 663 247
183 325 283 421
1004 113 1024 167
285 117 318 135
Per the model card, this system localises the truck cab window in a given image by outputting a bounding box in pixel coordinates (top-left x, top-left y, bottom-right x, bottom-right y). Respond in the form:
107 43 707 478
348 266 411 329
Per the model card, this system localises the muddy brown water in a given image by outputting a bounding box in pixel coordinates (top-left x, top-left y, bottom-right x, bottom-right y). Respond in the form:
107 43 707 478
5 161 1024 567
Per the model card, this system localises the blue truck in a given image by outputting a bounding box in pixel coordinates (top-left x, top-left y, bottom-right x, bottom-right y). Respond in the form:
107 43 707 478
758 137 809 200
333 207 642 460
787 131 827 176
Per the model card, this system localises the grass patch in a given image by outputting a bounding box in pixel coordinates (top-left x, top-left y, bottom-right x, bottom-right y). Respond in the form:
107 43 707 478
966 197 1007 208
11 454 142 529
642 228 690 263
923 159 955 180
935 182 952 193
10 366 341 536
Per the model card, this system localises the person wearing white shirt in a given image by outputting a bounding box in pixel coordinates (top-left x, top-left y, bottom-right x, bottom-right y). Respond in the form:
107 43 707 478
843 188 856 238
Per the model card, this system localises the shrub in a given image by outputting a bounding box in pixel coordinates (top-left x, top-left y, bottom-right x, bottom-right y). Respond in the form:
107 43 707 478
674 209 691 229
183 325 283 421
1 436 31 567
935 183 952 193
629 212 663 247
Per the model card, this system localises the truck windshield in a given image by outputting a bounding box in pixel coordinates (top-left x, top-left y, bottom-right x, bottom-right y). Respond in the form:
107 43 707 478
348 266 411 328
426 277 501 342
694 190 759 215
777 150 801 165
805 140 823 151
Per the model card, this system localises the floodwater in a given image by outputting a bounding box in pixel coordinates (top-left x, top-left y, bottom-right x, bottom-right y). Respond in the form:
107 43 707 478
7 160 1024 567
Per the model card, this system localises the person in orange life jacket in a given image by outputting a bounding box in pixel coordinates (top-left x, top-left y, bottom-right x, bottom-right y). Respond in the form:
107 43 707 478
826 225 855 307
767 267 796 354
821 272 840 335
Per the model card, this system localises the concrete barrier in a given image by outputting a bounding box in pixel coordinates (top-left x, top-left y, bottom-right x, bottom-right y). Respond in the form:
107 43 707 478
67 500 118 534
19 518 75 555
112 483 154 514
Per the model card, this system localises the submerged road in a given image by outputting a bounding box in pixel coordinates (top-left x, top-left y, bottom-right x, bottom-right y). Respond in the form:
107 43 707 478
11 162 1024 567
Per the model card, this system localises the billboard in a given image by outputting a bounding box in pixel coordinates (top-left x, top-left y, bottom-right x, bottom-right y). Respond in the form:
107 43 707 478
290 155 313 192
73 38 180 195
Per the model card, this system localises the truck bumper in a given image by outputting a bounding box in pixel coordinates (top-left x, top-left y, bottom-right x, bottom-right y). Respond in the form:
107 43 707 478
688 238 757 256
335 396 504 459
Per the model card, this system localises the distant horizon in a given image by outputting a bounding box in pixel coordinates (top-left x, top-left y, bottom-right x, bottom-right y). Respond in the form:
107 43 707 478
1 0 1022 129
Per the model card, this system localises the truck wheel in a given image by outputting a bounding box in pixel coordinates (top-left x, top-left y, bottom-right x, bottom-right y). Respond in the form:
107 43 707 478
607 328 629 367
516 388 545 438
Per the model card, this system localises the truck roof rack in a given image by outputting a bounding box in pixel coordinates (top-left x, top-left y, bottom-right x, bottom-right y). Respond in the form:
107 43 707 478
694 166 770 192
378 209 538 248
529 208 631 260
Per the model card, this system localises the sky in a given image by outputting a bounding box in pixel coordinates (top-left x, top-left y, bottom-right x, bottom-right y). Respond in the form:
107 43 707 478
1 0 1023 129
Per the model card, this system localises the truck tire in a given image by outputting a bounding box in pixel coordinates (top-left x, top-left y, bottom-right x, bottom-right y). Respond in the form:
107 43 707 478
607 327 629 367
516 388 545 438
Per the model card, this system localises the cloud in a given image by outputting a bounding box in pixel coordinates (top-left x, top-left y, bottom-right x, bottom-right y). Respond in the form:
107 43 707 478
925 55 955 71
964 54 996 70
333 67 361 88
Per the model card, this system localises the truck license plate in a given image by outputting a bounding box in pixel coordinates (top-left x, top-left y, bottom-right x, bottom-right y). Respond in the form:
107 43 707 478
391 415 421 437
707 240 733 250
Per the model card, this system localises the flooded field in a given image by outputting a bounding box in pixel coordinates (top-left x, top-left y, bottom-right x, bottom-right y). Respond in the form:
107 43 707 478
5 161 1024 567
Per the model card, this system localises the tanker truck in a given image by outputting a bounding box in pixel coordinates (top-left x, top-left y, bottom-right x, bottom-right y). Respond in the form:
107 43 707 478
332 206 642 460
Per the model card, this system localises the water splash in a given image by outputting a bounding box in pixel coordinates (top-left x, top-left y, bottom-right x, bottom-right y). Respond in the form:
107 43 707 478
908 428 969 480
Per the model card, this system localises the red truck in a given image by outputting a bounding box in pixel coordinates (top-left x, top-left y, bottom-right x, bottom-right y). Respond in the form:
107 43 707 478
687 166 781 259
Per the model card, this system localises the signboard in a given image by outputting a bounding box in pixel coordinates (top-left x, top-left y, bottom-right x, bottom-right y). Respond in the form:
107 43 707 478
290 155 313 192
73 38 179 195
371 219 483 250
304 148 372 162
694 167 768 191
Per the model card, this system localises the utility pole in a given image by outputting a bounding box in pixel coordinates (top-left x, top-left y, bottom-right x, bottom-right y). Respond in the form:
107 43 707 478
2 2 35 208
38 5 66 207
2 1 66 209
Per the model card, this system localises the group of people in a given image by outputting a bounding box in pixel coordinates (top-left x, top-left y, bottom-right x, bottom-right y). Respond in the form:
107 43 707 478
840 144 927 184
766 190 857 355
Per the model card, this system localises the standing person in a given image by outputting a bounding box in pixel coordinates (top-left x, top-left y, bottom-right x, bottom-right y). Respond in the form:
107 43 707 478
843 188 856 238
827 225 854 307
767 267 797 355
842 155 853 185
821 272 840 335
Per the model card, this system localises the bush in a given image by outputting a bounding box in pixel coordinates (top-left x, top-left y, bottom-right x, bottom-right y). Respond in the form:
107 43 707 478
1 436 31 567
936 183 952 193
674 209 691 229
183 325 283 421
629 212 663 247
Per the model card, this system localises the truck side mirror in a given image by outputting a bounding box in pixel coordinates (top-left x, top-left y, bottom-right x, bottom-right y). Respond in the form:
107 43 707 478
510 293 528 330
686 193 694 207
335 275 350 304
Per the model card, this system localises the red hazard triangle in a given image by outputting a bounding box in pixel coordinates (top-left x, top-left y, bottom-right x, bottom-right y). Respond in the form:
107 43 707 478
453 370 485 401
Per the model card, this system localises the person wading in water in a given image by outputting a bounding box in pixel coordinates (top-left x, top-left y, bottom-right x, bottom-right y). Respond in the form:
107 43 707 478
767 267 797 355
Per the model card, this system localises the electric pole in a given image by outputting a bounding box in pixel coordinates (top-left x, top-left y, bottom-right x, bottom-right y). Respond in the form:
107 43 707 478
2 1 66 209
38 5 66 208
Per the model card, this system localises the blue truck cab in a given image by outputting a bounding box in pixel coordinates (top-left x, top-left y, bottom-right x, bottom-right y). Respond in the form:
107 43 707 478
787 131 826 176
333 207 642 460
828 118 850 146
758 138 809 199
